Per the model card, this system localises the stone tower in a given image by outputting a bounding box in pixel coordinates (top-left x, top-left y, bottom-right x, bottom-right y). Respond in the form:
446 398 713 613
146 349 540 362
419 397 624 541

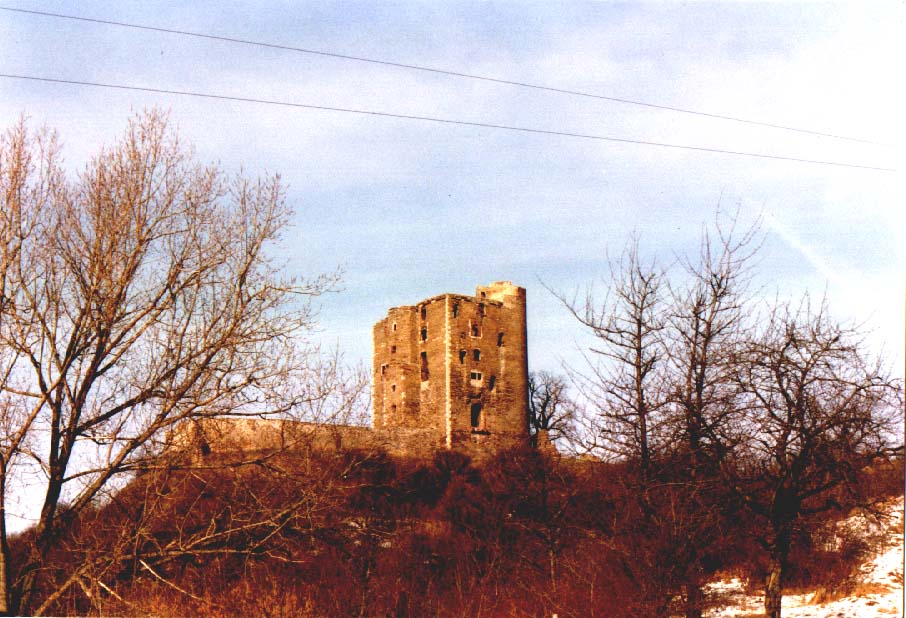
372 281 529 454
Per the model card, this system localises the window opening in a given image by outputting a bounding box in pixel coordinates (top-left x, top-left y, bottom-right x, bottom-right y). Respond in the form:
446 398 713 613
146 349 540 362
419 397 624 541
470 402 483 429
391 345 397 354
420 306 427 320
489 375 496 391
421 327 427 341
470 371 482 383
473 349 481 361
391 322 397 332
470 322 480 337
452 303 459 317
497 332 505 346
420 352 429 381
459 349 466 364
391 384 396 392
381 364 387 376
478 303 485 317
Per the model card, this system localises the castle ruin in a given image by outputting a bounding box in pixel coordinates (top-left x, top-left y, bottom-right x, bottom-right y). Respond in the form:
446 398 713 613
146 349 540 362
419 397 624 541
373 281 529 454
174 281 531 460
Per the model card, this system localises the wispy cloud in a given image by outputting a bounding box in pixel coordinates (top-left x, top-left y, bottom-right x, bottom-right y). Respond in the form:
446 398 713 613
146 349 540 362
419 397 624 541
764 210 845 287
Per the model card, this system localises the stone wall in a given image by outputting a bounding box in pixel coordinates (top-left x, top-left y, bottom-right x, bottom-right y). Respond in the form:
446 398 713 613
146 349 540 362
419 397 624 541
171 281 531 464
373 281 529 456
169 417 454 462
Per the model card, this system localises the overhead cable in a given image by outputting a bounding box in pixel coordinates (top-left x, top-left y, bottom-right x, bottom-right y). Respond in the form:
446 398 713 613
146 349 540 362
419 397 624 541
0 5 891 147
0 73 894 172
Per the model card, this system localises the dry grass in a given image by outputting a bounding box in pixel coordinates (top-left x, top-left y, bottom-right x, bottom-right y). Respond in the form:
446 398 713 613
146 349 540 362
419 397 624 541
808 581 891 605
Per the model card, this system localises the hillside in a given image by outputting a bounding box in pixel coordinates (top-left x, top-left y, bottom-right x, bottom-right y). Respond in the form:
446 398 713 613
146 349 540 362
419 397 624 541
9 448 903 617
707 495 904 617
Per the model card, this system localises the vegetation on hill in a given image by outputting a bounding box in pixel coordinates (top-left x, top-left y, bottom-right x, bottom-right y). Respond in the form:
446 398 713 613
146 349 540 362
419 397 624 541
9 447 902 617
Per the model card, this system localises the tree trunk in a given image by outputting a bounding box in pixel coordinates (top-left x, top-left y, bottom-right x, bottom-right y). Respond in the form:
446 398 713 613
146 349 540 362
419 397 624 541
764 526 791 618
0 468 10 617
684 578 703 618
764 559 783 618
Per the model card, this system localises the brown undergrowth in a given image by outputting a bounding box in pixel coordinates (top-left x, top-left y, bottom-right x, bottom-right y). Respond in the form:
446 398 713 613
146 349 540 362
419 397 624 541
10 449 903 617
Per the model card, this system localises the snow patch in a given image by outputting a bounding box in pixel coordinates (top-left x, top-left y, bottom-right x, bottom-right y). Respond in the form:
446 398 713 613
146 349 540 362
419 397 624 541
706 496 904 618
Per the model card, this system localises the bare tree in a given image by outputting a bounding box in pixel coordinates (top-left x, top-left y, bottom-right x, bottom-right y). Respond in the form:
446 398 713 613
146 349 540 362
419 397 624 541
0 110 337 615
728 297 902 618
557 237 702 618
527 371 575 447
557 236 667 477
664 213 761 618
667 213 760 473
0 118 65 615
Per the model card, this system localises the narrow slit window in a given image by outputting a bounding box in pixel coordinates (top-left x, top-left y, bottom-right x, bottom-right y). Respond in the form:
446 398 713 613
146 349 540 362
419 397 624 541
420 306 427 320
452 303 459 317
478 303 485 317
489 375 496 391
381 364 387 376
420 351 429 381
392 322 397 332
421 327 428 341
473 349 481 361
459 349 466 364
497 332 505 347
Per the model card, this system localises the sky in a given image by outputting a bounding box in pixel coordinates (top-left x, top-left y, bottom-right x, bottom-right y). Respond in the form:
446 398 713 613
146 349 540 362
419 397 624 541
1 1 903 386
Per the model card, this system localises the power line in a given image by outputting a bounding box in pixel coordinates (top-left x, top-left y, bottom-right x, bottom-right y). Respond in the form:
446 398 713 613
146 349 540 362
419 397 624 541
0 73 895 172
0 5 891 147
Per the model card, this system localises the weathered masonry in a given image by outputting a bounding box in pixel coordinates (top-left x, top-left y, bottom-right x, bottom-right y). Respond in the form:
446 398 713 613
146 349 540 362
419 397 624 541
173 281 533 462
373 281 529 455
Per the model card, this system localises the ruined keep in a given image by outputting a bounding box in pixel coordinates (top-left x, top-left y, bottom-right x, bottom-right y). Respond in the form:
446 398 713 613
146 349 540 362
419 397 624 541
173 281 532 461
373 281 530 456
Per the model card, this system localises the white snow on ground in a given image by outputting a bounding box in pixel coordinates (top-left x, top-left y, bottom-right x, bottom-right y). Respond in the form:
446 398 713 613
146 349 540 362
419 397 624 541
706 495 904 618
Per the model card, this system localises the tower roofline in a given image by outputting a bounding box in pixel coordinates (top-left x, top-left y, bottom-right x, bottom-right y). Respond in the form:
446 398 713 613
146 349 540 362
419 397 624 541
382 288 513 316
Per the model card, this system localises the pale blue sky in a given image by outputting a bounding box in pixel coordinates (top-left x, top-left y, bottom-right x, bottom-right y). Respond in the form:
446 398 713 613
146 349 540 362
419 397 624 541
1 0 902 384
